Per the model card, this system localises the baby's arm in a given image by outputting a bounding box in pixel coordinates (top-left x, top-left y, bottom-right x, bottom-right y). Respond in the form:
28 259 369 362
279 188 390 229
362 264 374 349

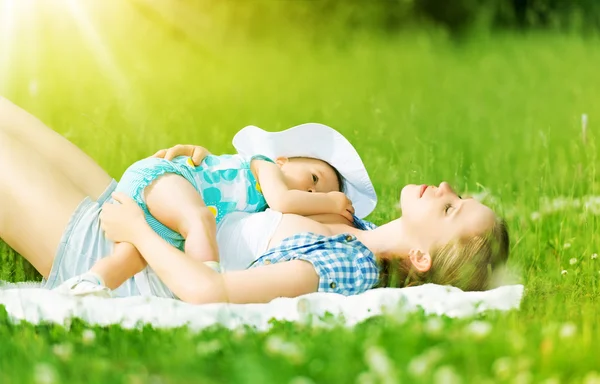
90 242 147 290
152 144 211 164
253 160 354 221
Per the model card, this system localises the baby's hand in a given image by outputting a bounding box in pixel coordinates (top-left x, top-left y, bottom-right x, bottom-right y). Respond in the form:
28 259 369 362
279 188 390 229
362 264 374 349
152 144 210 165
328 191 355 222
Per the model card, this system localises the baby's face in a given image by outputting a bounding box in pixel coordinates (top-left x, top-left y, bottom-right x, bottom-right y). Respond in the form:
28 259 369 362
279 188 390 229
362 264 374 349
277 157 341 193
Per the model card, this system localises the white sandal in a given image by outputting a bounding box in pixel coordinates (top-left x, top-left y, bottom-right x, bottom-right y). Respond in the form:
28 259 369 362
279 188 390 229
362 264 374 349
53 273 112 298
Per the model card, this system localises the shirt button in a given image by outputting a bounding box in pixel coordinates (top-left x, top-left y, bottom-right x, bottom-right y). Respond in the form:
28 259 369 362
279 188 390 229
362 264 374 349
345 235 354 242
264 259 271 265
330 282 337 289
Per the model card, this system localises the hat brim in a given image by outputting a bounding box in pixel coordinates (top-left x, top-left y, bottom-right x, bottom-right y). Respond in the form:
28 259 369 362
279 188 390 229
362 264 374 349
232 123 377 218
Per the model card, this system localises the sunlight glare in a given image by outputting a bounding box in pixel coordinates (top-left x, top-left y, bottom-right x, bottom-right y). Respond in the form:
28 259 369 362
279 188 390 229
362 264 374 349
0 0 17 91
64 0 132 101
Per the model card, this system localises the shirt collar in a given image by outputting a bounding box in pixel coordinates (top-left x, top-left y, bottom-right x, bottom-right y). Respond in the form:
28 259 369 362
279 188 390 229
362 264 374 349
352 215 378 231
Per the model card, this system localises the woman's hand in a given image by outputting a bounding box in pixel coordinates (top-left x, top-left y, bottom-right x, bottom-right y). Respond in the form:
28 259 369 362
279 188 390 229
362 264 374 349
100 192 148 244
152 144 211 166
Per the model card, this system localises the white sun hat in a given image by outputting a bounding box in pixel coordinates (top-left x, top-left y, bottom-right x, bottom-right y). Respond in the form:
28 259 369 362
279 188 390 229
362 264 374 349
232 123 377 218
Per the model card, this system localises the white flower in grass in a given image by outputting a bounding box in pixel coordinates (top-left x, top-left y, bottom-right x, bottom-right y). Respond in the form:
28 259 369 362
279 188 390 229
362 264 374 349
356 372 377 384
289 376 315 384
561 270 568 276
82 329 96 345
127 374 147 384
530 212 541 221
196 339 222 356
564 243 572 249
407 355 428 377
424 317 444 336
433 365 462 384
583 371 600 384
126 366 149 384
569 258 578 265
232 327 247 341
540 377 561 384
508 332 526 352
365 347 388 374
264 335 304 364
492 357 512 379
465 321 492 339
592 253 598 260
408 347 444 378
52 343 73 361
62 317 72 330
34 363 57 384
147 375 165 384
559 322 577 339
364 346 397 383
514 371 533 384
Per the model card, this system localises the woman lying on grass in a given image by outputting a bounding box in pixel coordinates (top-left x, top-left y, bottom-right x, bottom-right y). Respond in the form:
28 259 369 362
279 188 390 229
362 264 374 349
0 97 510 304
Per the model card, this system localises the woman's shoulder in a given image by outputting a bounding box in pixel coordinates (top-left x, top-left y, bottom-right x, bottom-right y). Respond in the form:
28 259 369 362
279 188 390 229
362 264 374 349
251 232 380 296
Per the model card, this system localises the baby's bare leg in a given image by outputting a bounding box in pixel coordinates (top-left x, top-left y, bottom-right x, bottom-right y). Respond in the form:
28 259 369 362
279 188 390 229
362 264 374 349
90 242 147 290
145 174 219 265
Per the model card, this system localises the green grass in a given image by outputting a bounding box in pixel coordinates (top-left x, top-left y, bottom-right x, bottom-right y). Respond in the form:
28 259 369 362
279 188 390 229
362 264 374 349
1 1 600 383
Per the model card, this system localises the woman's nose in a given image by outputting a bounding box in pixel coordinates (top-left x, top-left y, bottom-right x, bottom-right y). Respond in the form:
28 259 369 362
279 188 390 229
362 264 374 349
438 181 454 195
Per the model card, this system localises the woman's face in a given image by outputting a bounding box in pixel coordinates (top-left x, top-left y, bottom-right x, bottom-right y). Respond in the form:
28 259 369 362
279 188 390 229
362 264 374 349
399 182 496 251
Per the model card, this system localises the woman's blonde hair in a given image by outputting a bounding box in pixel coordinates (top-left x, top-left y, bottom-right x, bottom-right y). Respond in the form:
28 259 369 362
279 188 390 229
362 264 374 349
379 218 510 291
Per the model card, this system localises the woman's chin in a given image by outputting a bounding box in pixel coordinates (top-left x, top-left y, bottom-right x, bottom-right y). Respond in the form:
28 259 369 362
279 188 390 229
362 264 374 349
399 184 417 208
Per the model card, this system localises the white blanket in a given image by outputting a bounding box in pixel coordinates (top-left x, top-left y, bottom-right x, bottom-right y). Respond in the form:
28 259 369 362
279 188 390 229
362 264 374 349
0 283 524 331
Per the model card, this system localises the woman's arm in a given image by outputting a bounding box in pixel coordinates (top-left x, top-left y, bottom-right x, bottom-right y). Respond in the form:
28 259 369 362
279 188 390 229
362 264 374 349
126 223 319 304
100 193 319 304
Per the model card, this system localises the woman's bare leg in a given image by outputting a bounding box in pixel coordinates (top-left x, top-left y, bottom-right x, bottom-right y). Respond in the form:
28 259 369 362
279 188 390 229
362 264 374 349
0 133 89 277
0 97 112 200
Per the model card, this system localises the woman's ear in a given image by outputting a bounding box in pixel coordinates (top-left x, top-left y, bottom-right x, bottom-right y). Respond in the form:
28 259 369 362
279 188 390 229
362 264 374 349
408 249 432 273
275 157 289 167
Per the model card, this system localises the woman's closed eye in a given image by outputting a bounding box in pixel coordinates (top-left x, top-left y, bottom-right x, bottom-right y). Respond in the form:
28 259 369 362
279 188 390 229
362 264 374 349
444 203 453 214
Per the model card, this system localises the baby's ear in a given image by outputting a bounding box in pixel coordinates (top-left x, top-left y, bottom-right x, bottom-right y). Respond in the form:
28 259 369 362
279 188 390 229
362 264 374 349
275 157 289 167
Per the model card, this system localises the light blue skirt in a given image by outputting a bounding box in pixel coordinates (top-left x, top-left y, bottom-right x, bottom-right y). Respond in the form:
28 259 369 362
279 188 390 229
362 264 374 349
41 180 142 297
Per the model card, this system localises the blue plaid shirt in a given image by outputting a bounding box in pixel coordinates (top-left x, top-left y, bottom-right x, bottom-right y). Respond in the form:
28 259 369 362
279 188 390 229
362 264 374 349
249 217 380 296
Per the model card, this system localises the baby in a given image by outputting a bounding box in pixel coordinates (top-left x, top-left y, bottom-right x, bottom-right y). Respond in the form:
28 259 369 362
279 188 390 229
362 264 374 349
56 150 353 296
54 123 377 298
